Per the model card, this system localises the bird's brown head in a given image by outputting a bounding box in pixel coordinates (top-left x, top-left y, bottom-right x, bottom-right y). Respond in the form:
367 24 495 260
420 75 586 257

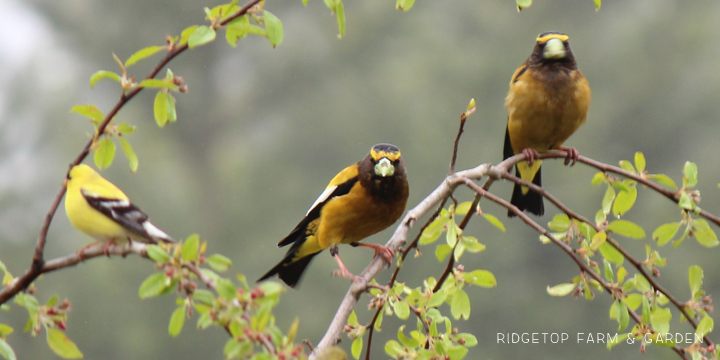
528 31 577 69
360 143 408 200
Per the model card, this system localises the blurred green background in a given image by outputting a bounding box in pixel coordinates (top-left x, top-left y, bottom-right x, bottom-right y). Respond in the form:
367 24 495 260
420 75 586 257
2 0 719 358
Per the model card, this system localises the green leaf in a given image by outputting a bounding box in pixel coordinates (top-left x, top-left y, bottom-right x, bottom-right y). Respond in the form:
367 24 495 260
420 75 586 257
516 0 532 11
0 324 12 337
0 338 16 360
693 219 719 247
603 259 614 281
71 104 105 124
140 79 178 90
351 337 363 359
447 346 468 360
446 221 459 247
116 122 136 134
653 222 681 246
419 215 448 245
547 283 575 297
455 201 473 215
683 161 698 187
188 26 217 49
591 172 606 185
482 213 505 232
333 0 345 39
146 245 170 264
397 325 419 348
607 219 645 239
623 293 643 311
93 138 115 170
384 340 403 357
46 329 83 359
435 244 452 262
678 192 695 210
634 152 645 173
463 269 496 288
450 289 470 320
206 254 232 272
89 71 121 88
649 174 678 190
347 310 358 326
696 316 714 339
138 273 171 299
215 278 237 301
193 289 215 306
154 91 168 127
166 93 177 123
589 231 607 250
181 234 200 262
602 185 615 216
599 241 624 266
428 289 447 307
548 214 571 232
689 265 703 298
461 236 485 253
594 0 601 10
394 300 410 320
179 25 198 46
651 307 671 334
455 333 477 347
125 45 165 67
619 160 636 174
374 308 384 331
263 11 283 47
396 0 415 11
613 182 637 216
168 306 186 337
117 137 138 173
226 17 267 47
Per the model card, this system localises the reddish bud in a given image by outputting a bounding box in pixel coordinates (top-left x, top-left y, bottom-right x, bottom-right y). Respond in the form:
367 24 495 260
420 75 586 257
60 300 71 309
173 76 185 86
292 348 300 357
46 308 56 315
57 321 67 330
458 338 466 345
703 296 712 303
457 264 464 272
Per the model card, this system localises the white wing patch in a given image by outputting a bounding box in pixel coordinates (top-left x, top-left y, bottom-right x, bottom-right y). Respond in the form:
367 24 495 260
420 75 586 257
307 185 337 215
143 221 172 241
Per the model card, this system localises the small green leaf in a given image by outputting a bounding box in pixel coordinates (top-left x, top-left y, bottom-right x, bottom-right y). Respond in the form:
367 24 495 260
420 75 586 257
678 192 695 210
225 17 266 46
46 329 83 359
599 241 624 266
683 161 698 187
603 259 614 281
446 221 459 247
394 300 410 320
435 244 452 262
333 0 345 39
146 245 170 264
89 71 121 88
463 269 496 288
351 337 363 359
138 273 171 299
653 222 681 246
461 236 486 253
447 346 468 360
619 160 636 174
179 25 198 46
206 254 232 272
651 307 671 334
455 333 478 347
482 213 505 232
215 278 237 301
0 338 17 360
693 219 719 247
589 231 607 250
347 310 359 326
623 293 643 311
396 0 415 11
166 93 177 123
71 104 105 124
455 201 473 215
428 289 447 307
125 45 165 67
93 138 115 170
450 289 470 320
181 234 200 262
602 185 615 215
168 306 186 337
591 172 606 185
696 316 714 340
264 11 283 47
188 26 217 49
397 325 419 348
613 182 637 216
384 340 403 357
116 122 136 134
118 137 138 173
547 283 575 297
140 79 178 90
548 214 571 232
649 174 678 190
374 309 384 331
689 265 703 298
516 0 532 11
607 220 646 239
154 91 168 127
594 0 601 10
634 152 645 173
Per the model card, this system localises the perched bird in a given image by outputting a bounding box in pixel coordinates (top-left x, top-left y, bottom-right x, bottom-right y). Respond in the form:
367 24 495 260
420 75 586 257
65 164 174 255
504 31 591 217
258 143 409 288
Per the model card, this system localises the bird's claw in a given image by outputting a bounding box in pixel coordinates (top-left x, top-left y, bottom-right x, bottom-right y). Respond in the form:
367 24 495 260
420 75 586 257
557 147 579 166
332 268 362 283
374 245 395 265
522 148 540 166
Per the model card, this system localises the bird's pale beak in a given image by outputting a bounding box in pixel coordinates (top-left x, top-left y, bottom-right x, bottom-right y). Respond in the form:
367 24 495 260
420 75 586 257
543 38 566 59
374 158 395 177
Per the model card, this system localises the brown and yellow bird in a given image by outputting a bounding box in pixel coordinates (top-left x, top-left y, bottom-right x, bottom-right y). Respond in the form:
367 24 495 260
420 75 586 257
258 143 409 288
504 31 591 217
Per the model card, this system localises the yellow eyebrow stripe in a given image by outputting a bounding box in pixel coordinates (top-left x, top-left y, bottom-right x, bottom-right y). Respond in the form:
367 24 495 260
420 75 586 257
371 149 401 162
536 34 569 44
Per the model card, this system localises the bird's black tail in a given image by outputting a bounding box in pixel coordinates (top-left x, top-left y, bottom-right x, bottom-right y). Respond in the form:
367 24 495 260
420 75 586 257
257 249 319 288
508 166 544 217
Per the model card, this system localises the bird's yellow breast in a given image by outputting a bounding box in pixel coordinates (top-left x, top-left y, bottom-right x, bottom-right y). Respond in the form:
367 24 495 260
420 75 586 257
65 182 128 242
505 68 590 154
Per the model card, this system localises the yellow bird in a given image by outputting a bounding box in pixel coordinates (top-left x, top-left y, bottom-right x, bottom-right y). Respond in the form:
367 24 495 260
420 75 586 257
504 31 591 216
65 164 174 254
258 143 409 288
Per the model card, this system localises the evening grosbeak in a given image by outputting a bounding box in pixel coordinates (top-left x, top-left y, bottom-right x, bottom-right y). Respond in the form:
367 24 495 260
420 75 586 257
504 31 591 216
258 143 409 288
65 164 174 254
